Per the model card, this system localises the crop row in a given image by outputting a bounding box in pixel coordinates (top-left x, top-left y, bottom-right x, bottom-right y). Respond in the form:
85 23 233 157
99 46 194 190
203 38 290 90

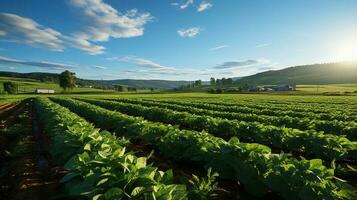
139 98 357 125
156 99 357 118
113 98 357 140
51 97 357 200
78 98 357 162
233 97 356 106
34 97 189 199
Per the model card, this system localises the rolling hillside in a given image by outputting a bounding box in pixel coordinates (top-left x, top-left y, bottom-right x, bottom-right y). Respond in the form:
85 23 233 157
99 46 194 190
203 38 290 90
0 71 190 89
0 76 110 94
103 79 190 89
2 61 357 91
235 61 357 85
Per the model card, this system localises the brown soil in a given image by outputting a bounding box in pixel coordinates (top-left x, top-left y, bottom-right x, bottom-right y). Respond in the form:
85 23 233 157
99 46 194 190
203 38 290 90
0 103 17 116
0 100 67 200
0 103 9 109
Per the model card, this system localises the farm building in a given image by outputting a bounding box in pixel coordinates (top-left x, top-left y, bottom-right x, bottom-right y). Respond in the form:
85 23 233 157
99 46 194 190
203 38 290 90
263 84 296 91
35 88 55 94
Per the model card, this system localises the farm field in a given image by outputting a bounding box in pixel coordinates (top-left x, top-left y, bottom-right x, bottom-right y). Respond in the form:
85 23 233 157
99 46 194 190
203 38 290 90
0 76 115 94
296 84 357 94
1 93 357 199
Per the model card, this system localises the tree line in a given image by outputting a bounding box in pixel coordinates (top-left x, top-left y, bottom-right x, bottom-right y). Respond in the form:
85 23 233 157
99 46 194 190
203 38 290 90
210 77 233 86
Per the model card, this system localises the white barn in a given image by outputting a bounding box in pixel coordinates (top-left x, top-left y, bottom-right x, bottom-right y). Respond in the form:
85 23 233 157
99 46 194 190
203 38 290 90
35 88 55 94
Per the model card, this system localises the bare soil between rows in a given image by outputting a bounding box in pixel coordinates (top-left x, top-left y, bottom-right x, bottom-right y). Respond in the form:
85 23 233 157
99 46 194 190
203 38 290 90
0 100 66 200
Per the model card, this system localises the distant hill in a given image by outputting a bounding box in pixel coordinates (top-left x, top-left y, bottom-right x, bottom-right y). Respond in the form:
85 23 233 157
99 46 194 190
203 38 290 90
3 61 357 90
102 79 190 89
0 71 190 89
235 61 357 85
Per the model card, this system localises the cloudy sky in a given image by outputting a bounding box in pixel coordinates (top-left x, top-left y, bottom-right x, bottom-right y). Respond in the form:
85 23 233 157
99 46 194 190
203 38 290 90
0 0 357 80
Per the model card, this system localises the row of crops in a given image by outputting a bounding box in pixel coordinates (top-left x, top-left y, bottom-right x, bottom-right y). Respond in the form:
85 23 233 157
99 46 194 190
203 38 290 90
34 98 191 199
70 98 354 162
98 98 357 140
30 95 357 199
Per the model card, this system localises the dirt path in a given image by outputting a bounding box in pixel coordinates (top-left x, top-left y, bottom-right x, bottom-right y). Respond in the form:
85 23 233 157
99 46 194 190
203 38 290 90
0 103 9 109
0 100 67 200
0 103 17 116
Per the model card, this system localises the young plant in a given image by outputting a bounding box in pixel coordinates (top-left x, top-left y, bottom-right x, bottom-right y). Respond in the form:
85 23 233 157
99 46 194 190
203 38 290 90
187 168 218 200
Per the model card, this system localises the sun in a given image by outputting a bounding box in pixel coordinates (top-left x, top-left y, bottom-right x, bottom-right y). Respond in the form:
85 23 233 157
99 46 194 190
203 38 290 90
335 41 357 61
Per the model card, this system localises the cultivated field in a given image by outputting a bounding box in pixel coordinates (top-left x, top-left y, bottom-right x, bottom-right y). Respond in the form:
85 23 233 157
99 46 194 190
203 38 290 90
1 93 357 199
0 76 115 94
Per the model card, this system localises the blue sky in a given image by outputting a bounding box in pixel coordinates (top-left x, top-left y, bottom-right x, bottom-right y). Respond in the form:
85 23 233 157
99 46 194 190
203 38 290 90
0 0 357 80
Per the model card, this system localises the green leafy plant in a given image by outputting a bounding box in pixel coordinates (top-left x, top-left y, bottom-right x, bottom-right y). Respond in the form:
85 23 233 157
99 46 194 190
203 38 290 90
77 98 356 161
187 168 218 200
34 97 189 199
0 124 24 138
50 97 357 200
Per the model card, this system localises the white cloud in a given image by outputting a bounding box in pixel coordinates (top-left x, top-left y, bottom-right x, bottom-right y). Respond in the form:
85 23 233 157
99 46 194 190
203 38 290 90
172 0 194 10
92 65 107 69
0 0 152 55
119 56 173 70
0 30 7 36
197 1 212 12
0 12 104 55
106 55 273 80
177 27 201 38
105 56 120 61
63 35 105 55
213 59 271 69
67 0 152 54
0 13 64 51
256 43 271 48
104 55 277 80
0 55 111 71
0 55 76 70
210 45 228 51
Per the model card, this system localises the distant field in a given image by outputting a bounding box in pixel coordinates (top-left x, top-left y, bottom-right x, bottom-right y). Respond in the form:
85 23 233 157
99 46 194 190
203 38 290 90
297 84 357 93
0 76 115 94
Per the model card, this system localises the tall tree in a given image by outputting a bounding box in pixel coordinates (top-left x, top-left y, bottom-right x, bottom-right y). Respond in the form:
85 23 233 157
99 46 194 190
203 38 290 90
59 70 76 92
226 78 233 85
221 78 227 85
210 77 216 85
114 85 127 92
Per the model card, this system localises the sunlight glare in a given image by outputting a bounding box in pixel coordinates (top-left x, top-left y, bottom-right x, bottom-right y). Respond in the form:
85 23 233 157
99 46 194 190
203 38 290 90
335 40 357 61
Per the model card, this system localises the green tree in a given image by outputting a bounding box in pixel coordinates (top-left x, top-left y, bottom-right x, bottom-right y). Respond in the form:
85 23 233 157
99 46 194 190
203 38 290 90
221 78 227 85
3 82 18 94
128 87 137 92
210 77 216 86
226 78 233 85
114 85 127 92
59 70 76 92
